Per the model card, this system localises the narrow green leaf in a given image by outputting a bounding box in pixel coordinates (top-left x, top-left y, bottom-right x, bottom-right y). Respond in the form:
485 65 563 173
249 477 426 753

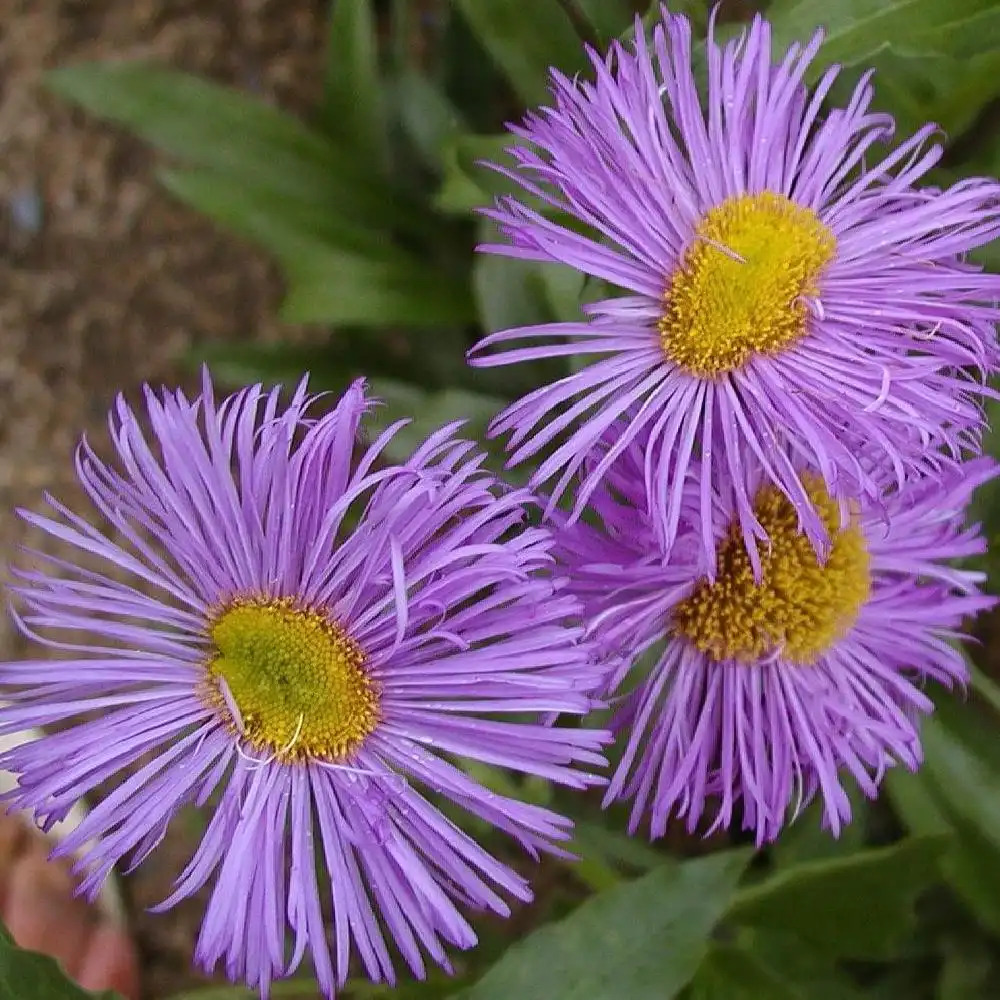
463 849 753 1000
393 72 466 170
970 660 1000 716
162 167 474 327
279 247 476 327
728 837 947 958
322 0 386 165
361 380 509 466
435 133 573 218
159 164 392 258
450 0 588 105
536 262 586 322
473 221 554 331
46 62 415 233
0 920 119 1000
689 944 803 1000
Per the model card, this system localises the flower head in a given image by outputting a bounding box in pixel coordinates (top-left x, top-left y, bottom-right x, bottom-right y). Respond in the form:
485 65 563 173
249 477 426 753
554 434 995 844
0 373 607 997
470 7 1000 570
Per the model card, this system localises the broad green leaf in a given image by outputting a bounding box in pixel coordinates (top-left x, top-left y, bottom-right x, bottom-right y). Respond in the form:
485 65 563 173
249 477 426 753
322 0 386 167
770 778 868 868
450 0 588 105
0 920 119 999
887 767 1000 937
767 0 1000 72
169 980 321 999
728 837 947 958
567 822 673 892
688 944 802 1000
575 0 635 39
46 62 420 234
162 167 475 327
740 930 867 1000
937 938 993 1000
891 696 1000 935
463 849 753 1000
828 46 1000 143
920 698 1000 850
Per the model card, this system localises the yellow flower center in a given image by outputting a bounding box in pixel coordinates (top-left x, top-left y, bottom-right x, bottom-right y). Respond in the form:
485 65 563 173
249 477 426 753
207 598 379 761
672 480 870 664
658 192 836 377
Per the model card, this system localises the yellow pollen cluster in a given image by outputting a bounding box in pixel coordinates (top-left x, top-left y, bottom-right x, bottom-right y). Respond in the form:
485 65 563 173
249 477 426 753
207 598 379 761
659 192 836 377
672 480 871 664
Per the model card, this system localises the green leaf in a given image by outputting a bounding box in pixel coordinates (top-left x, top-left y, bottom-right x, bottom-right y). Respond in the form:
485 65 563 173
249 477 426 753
827 46 1000 143
435 134 517 214
728 837 947 959
45 62 418 235
574 0 634 39
321 0 386 166
970 660 1000 716
767 0 1000 72
463 849 753 1000
740 930 867 1000
537 262 586 322
473 221 555 331
450 0 588 105
434 133 585 225
393 72 466 170
688 944 803 1000
365 381 508 465
770 778 868 868
920 698 1000 851
162 167 475 327
0 920 119 999
890 697 1000 935
168 979 322 999
567 822 673 892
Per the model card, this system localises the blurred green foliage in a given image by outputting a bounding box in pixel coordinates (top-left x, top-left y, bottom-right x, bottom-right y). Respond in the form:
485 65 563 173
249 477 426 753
32 0 1000 998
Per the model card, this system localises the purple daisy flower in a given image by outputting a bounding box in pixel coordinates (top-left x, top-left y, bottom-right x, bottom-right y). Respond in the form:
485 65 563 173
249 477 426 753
0 373 608 997
469 6 1000 569
553 432 995 844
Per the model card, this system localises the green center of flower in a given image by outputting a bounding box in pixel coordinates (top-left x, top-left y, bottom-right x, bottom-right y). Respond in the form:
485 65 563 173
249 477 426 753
658 192 836 377
208 598 379 761
672 479 870 664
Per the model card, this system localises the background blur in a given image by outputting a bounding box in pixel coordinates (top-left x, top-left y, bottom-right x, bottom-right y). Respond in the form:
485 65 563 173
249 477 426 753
2 1 1000 998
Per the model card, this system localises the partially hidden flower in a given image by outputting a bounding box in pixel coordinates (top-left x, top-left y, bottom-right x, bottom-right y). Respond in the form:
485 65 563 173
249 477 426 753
0 373 608 997
553 433 996 844
469 6 1000 571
